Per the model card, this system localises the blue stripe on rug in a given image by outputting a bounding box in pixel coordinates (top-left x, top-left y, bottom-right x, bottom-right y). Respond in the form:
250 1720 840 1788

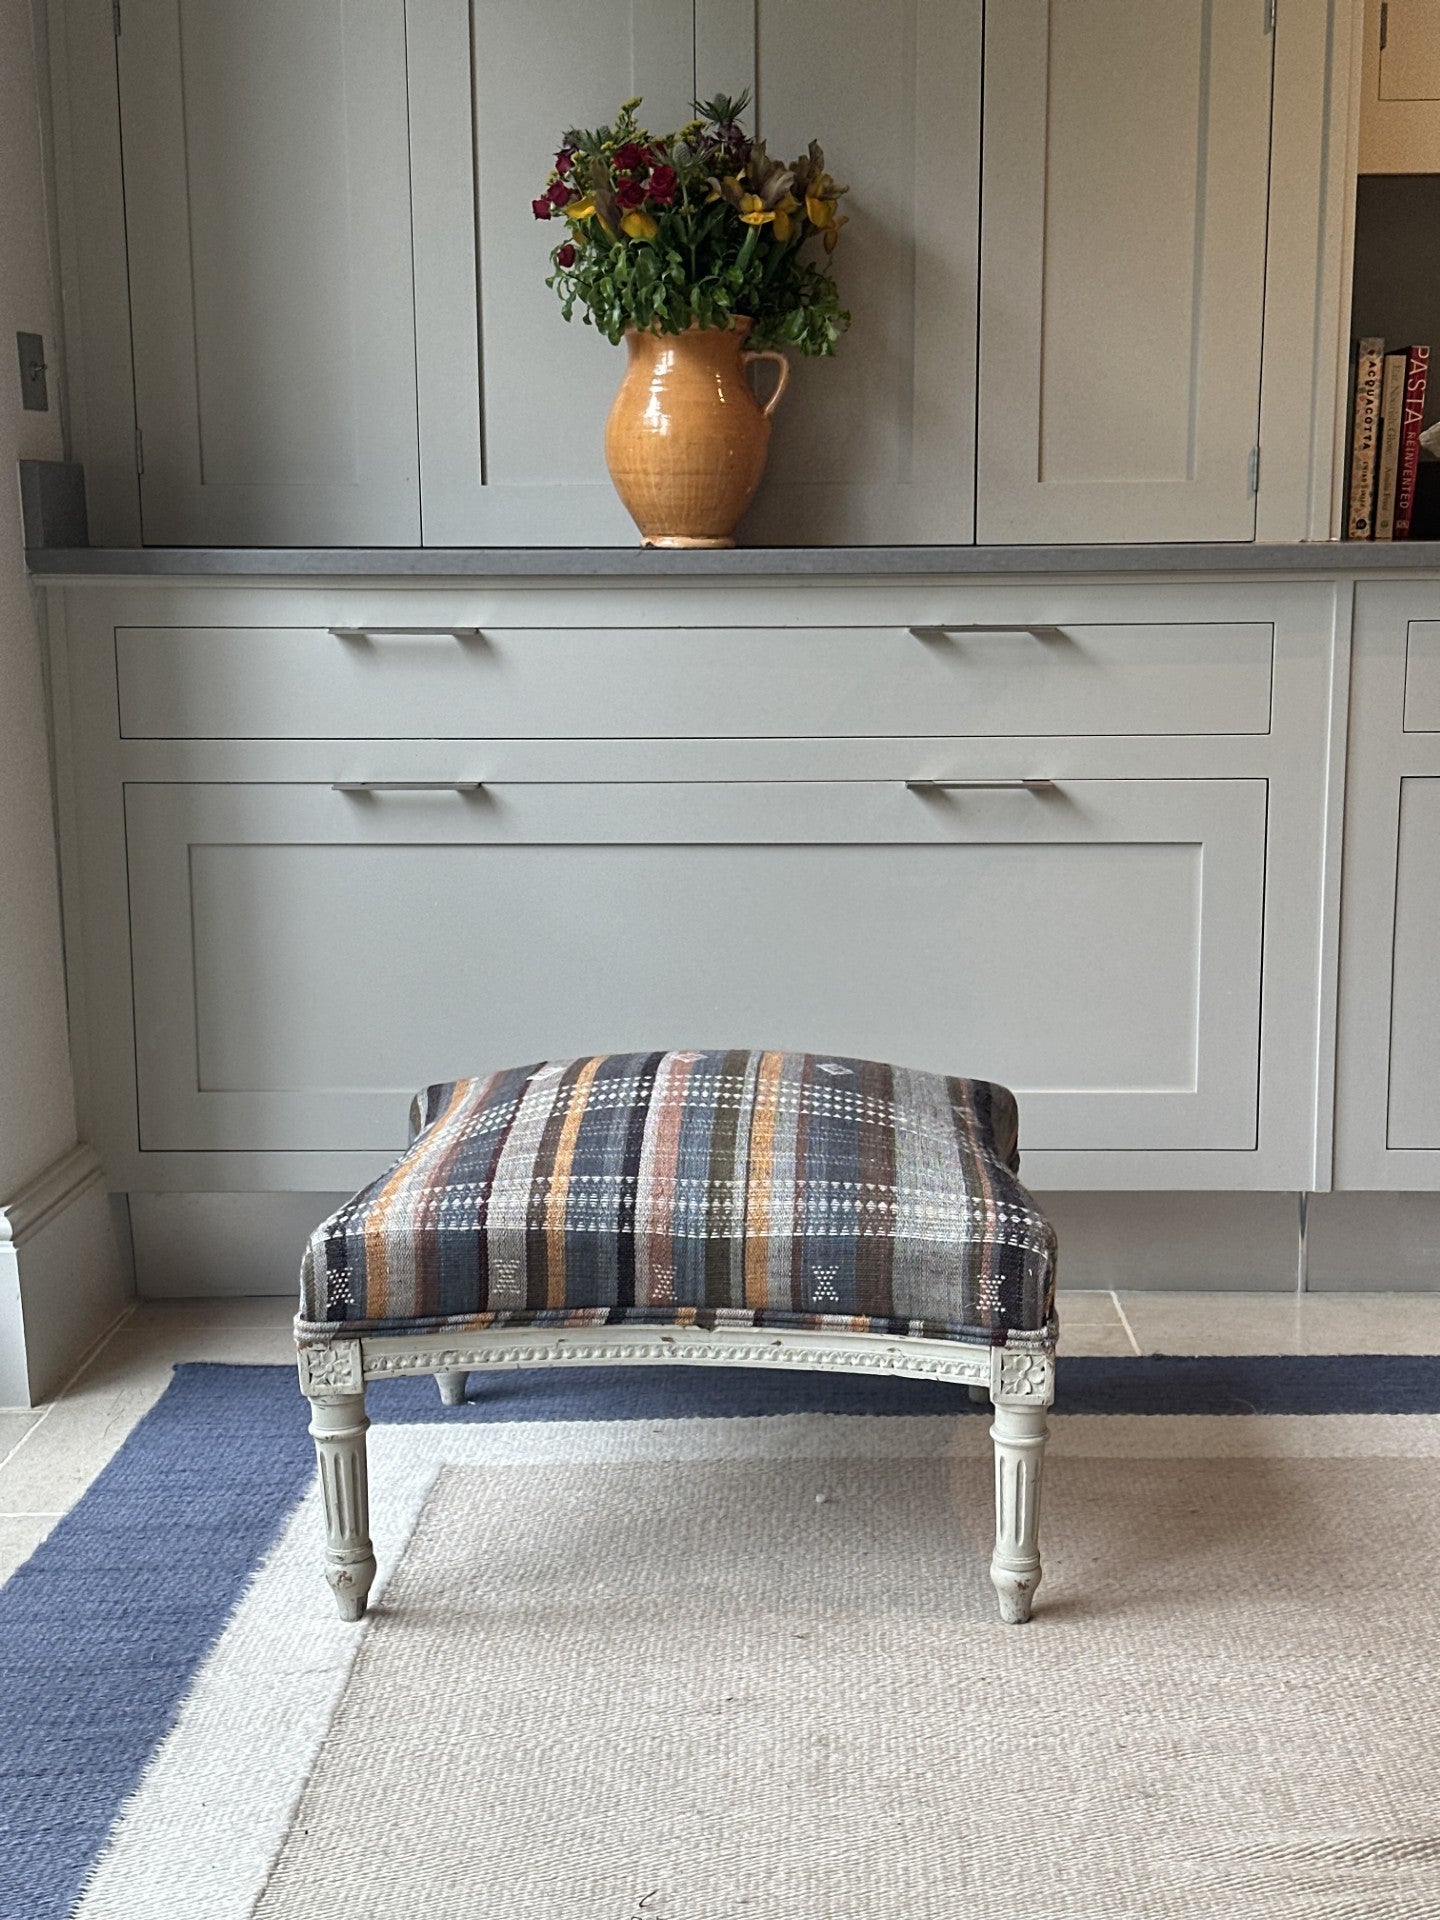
0 1368 314 1920
2 1350 1438 1918
368 1351 1440 1420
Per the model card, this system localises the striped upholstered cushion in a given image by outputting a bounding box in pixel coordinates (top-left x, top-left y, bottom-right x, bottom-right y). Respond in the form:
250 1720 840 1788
298 1051 1057 1348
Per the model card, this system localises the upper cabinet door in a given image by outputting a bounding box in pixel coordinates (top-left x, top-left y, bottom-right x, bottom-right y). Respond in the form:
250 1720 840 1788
1359 0 1440 172
408 0 694 545
695 0 981 545
977 0 1274 545
116 0 421 546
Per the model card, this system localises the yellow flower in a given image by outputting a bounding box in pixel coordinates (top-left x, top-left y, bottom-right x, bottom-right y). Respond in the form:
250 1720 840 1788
566 196 597 222
806 191 837 229
738 192 774 226
621 209 658 241
770 192 799 242
823 213 848 252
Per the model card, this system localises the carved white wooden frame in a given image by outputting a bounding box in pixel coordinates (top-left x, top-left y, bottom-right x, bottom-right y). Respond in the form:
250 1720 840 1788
298 1325 1055 1626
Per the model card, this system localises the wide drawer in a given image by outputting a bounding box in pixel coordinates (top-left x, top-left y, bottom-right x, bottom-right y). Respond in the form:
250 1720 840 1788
115 618 1275 739
124 777 1265 1156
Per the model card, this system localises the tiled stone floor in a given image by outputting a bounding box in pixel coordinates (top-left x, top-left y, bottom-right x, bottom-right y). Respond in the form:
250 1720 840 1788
2 1289 1438 1587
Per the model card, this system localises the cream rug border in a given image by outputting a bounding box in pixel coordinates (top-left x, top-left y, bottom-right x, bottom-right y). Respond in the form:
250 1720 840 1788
72 1410 1440 1920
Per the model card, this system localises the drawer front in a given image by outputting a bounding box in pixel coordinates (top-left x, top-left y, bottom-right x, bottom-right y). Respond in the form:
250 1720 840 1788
115 618 1275 740
125 777 1265 1156
1403 621 1440 731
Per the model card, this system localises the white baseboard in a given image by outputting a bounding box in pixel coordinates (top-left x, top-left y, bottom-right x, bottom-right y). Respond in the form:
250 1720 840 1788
122 1187 1440 1303
129 1191 349 1299
1039 1190 1440 1292
0 1145 132 1405
1038 1192 1303 1291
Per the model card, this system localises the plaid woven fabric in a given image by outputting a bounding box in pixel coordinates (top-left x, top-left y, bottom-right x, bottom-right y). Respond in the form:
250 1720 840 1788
299 1051 1057 1348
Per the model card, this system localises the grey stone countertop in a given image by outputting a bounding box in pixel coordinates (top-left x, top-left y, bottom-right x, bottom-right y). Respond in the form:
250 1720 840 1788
24 541 1440 578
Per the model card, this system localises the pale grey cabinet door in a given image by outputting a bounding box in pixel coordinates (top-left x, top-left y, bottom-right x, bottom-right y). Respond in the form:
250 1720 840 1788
1336 588 1440 1186
124 778 1264 1156
116 0 420 546
407 0 695 544
695 0 982 544
977 0 1274 544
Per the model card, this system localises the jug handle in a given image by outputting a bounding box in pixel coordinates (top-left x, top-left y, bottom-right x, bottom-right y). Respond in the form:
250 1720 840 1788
742 348 791 419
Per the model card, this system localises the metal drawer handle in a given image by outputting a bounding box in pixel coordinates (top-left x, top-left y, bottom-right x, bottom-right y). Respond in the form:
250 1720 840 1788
328 626 483 642
905 778 1057 793
907 624 1066 641
331 781 485 794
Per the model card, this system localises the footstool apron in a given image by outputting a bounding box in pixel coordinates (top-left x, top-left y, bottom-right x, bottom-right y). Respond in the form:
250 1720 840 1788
296 1050 1059 1622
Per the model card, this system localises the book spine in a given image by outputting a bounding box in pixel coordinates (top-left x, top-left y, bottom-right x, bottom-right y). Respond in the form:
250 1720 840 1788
1347 338 1386 539
1394 345 1431 540
1374 351 1409 542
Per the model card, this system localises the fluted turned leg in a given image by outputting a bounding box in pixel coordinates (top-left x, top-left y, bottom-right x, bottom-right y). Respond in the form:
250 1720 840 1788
436 1369 469 1406
309 1390 376 1622
989 1396 1048 1624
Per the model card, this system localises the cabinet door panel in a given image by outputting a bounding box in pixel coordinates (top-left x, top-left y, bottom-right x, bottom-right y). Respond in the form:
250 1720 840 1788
1402 622 1440 731
697 0 981 543
408 0 693 543
1387 779 1440 1148
116 0 420 545
125 779 1264 1155
978 0 1273 543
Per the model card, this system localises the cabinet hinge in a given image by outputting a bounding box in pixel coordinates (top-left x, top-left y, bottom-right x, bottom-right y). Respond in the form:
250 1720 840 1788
1379 1 1388 52
112 0 121 36
134 427 144 476
1248 445 1261 495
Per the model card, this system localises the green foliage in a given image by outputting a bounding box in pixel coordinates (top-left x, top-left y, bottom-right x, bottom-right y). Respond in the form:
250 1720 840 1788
534 95 851 357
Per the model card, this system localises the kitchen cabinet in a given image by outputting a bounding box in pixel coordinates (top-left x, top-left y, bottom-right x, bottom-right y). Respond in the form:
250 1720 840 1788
114 0 421 545
977 0 1274 543
49 0 1348 546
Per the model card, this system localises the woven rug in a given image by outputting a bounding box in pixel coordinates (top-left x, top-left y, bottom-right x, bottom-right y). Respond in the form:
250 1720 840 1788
4 1359 1440 1919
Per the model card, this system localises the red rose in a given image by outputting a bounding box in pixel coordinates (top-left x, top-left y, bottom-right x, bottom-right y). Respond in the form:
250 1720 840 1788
546 180 574 207
556 242 577 268
613 142 647 171
615 177 647 209
648 165 678 204
555 147 574 175
532 197 552 220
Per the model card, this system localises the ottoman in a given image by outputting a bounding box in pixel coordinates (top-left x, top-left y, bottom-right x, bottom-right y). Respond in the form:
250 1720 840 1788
296 1050 1059 1623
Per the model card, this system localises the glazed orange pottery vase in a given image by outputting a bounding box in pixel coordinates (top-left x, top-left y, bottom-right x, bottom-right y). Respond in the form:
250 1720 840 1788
603 319 790 548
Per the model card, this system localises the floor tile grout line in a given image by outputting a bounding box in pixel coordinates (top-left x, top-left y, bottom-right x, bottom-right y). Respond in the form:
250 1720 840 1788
1110 1291 1143 1356
51 1303 139 1403
0 1302 140 1476
0 1410 55 1476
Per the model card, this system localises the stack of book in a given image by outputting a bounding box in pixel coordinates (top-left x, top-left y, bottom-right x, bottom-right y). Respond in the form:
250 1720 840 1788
1347 340 1430 539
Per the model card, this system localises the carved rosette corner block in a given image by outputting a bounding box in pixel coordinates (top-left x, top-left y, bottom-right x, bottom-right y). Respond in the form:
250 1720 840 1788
992 1347 1056 1404
297 1339 363 1397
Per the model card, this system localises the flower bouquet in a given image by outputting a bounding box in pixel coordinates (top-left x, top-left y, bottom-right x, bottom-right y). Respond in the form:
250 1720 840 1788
533 93 849 356
532 94 850 546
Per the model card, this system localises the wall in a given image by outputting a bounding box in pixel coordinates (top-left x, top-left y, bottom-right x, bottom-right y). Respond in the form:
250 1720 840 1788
1351 174 1440 434
0 0 127 1403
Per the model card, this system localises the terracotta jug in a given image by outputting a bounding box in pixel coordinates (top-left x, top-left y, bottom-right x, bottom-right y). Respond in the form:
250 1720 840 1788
603 319 790 548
